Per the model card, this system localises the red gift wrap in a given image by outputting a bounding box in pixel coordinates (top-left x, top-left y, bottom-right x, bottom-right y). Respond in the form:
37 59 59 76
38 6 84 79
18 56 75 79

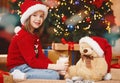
0 70 13 83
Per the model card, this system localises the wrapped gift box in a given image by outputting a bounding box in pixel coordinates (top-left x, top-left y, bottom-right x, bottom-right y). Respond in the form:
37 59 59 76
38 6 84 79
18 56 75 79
0 70 13 83
43 49 80 65
43 49 69 64
111 68 120 80
51 43 80 65
52 43 79 51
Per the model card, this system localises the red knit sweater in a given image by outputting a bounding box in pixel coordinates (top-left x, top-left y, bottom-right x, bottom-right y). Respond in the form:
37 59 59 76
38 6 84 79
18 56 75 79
7 28 52 70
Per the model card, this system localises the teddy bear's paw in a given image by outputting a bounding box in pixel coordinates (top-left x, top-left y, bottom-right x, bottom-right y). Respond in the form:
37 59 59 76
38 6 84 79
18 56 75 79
83 80 94 83
66 78 73 83
74 80 83 83
72 76 83 81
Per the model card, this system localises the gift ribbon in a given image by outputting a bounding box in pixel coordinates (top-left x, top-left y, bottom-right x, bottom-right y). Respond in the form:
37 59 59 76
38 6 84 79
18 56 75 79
0 74 3 83
61 38 75 50
61 38 77 65
44 46 51 57
0 70 9 83
0 70 9 75
111 63 120 69
71 50 75 65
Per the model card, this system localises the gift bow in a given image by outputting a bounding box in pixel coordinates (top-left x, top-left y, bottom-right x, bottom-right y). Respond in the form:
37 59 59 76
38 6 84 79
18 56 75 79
61 38 75 50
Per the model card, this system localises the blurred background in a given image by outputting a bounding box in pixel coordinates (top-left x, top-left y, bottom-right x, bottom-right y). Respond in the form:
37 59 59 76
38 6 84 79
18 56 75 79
0 0 120 56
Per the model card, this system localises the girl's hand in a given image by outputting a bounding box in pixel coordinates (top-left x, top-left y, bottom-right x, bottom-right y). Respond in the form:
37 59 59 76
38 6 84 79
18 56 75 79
48 63 69 71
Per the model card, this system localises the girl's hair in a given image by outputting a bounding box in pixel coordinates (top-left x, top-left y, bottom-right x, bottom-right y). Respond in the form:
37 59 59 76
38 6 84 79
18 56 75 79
23 17 44 37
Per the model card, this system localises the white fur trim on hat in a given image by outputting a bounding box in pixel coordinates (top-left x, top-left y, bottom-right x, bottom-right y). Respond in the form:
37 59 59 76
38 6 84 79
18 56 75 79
79 36 104 57
21 4 48 25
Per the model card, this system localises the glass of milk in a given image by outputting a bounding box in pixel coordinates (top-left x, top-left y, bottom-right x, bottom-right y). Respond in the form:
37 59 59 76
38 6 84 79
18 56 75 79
58 54 69 64
57 54 69 75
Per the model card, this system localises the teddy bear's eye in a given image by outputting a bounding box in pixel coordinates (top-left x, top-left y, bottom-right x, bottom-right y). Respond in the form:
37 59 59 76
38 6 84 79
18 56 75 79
83 49 88 53
91 48 93 50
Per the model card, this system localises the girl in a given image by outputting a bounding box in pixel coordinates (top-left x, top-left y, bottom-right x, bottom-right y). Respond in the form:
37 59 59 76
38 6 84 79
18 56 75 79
7 0 68 79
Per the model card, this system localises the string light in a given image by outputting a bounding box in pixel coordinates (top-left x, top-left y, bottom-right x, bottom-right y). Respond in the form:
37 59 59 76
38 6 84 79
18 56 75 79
70 0 73 4
106 22 111 33
46 0 112 42
83 25 91 30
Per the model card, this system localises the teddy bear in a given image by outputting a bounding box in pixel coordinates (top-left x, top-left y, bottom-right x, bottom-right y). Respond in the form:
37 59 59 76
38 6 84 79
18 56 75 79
65 36 112 82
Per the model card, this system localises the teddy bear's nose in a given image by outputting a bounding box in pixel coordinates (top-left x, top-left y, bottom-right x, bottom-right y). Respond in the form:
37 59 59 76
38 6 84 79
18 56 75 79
83 49 88 53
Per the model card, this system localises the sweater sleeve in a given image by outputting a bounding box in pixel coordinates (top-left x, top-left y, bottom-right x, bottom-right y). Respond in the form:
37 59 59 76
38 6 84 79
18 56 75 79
17 35 52 69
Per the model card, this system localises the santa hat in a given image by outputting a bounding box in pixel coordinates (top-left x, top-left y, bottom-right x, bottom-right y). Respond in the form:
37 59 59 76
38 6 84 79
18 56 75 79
79 36 112 74
20 0 48 25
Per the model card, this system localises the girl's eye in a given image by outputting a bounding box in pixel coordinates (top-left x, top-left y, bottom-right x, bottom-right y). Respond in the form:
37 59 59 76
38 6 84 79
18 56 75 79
31 14 44 19
32 14 37 16
40 15 44 18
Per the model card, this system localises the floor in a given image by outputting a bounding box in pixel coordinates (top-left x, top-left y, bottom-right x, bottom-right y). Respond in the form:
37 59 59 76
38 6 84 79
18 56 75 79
15 79 120 83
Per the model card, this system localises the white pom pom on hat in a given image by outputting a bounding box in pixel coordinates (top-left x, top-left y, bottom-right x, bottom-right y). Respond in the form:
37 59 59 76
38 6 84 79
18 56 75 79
14 26 21 33
103 73 112 80
20 0 48 25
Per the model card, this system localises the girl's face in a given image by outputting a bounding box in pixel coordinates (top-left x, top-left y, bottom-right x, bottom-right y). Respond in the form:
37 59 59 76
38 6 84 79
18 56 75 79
30 10 44 31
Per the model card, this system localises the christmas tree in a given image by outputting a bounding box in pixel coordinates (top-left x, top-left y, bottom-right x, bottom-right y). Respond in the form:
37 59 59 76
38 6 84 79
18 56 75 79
47 0 113 43
9 0 113 43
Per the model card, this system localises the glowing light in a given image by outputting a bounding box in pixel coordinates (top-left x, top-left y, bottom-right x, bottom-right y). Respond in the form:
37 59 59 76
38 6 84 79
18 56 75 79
83 25 91 30
70 0 73 4
106 22 111 33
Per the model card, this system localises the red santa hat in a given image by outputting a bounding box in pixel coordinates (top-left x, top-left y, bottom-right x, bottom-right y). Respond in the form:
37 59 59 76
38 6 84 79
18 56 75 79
79 36 112 73
20 0 48 25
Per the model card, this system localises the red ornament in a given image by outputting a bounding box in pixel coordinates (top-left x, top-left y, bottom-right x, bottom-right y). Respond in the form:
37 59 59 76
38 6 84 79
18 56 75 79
105 14 115 26
86 17 91 22
62 16 67 22
92 0 103 8
61 38 67 44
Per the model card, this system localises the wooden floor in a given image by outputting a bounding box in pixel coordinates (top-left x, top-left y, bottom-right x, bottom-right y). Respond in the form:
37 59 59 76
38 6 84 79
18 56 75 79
15 79 120 83
15 79 66 83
